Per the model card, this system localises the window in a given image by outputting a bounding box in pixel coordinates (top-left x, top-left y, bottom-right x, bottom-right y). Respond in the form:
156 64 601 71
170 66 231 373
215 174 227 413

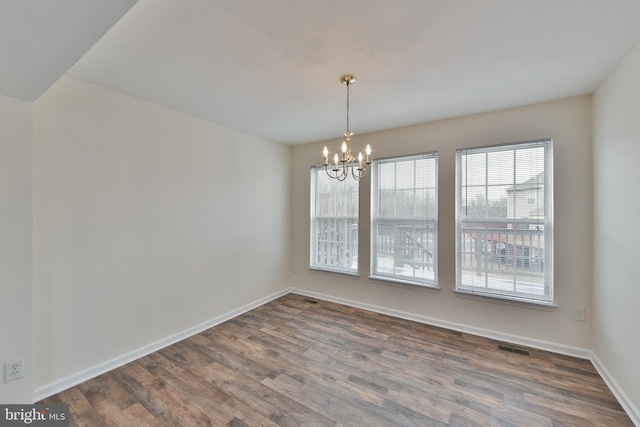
456 139 553 303
310 166 359 273
371 153 438 286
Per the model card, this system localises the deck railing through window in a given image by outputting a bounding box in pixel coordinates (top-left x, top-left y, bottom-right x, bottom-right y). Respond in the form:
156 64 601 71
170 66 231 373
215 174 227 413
373 219 436 283
458 220 546 298
312 217 358 270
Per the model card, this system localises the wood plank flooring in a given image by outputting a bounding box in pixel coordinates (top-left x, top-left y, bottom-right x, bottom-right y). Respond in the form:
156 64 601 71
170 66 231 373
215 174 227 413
40 293 633 426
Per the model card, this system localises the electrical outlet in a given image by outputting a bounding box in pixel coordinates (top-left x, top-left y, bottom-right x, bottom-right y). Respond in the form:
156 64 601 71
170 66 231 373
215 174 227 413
574 307 586 322
4 359 24 382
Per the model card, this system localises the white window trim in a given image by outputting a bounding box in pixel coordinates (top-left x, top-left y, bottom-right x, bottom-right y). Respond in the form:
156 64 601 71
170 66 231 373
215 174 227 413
370 152 438 288
309 165 359 274
455 139 554 305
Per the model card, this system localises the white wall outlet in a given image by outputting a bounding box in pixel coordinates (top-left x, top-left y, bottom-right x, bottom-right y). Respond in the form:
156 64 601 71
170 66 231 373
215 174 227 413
574 307 586 322
4 359 24 382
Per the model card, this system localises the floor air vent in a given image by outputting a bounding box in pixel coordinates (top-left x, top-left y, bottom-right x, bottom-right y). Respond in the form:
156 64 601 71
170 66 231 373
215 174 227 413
498 345 530 356
303 299 318 304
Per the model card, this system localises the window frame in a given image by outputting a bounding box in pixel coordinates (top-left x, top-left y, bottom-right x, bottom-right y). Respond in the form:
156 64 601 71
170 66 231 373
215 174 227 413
309 165 360 275
370 152 439 288
455 139 554 305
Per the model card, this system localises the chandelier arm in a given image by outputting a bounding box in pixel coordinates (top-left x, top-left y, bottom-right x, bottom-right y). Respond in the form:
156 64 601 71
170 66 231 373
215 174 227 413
351 164 368 180
325 163 348 181
324 165 335 179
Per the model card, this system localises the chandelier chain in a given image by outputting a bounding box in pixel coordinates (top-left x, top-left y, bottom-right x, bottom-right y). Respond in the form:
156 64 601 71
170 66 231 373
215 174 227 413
346 80 350 135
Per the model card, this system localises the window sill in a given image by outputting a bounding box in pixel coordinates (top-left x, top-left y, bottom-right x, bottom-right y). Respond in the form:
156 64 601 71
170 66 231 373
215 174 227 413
308 266 360 278
369 274 440 291
453 289 557 311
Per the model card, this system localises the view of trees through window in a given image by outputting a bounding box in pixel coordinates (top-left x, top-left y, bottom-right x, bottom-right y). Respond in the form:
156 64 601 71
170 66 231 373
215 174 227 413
463 193 507 219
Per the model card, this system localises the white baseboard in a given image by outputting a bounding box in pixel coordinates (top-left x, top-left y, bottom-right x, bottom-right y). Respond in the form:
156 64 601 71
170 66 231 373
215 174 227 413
591 353 640 426
33 288 290 402
289 288 591 359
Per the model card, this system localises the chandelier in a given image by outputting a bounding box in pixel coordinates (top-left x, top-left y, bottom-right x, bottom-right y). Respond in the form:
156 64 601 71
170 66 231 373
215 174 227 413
323 74 372 181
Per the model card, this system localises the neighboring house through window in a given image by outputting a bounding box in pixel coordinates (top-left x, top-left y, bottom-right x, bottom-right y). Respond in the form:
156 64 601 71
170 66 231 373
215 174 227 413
455 139 553 303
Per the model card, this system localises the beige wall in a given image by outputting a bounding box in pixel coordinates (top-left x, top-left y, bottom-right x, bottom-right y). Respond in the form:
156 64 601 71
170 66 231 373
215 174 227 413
593 40 640 417
0 94 33 403
291 96 593 352
33 78 290 394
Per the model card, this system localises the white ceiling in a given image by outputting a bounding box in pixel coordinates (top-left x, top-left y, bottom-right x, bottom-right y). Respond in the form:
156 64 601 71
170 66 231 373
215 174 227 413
4 1 640 145
0 0 137 101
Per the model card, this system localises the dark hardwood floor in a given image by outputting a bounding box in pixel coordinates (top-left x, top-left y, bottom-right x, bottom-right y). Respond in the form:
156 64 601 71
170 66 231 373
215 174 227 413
40 293 633 426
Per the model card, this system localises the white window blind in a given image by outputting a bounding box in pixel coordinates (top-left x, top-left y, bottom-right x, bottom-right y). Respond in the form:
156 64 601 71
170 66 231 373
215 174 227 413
310 166 359 273
371 153 438 286
456 139 553 303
